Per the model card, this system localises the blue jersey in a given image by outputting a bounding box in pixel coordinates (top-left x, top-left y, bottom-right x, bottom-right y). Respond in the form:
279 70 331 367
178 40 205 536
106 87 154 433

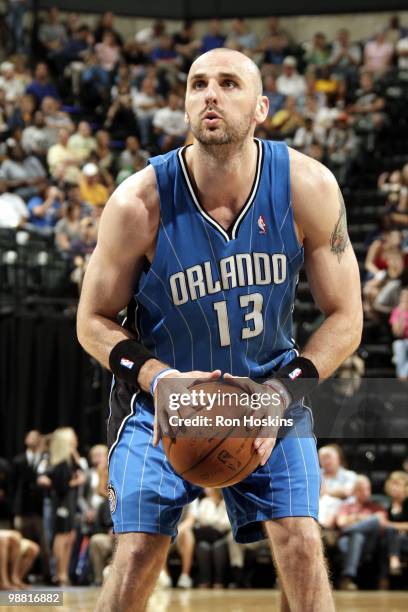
131 139 303 378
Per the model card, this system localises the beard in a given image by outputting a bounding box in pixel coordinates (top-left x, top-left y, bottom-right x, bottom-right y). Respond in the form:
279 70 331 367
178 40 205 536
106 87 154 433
187 109 255 148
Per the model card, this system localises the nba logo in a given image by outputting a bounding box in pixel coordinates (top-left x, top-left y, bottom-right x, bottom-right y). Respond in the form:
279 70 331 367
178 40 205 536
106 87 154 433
258 215 267 234
288 367 302 380
120 358 134 370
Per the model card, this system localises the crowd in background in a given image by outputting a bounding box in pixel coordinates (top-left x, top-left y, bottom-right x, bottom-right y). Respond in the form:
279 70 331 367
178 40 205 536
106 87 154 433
0 10 407 362
0 431 407 590
0 4 407 593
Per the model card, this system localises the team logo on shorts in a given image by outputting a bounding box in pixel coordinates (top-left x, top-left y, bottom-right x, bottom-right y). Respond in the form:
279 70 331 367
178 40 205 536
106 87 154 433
107 483 117 514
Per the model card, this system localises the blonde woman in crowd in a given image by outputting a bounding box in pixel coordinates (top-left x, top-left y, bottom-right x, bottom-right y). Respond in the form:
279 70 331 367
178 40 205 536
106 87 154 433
381 471 408 577
37 428 86 586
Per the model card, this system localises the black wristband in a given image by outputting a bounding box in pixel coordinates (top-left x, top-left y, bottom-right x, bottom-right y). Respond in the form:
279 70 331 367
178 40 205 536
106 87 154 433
273 356 319 404
109 339 154 387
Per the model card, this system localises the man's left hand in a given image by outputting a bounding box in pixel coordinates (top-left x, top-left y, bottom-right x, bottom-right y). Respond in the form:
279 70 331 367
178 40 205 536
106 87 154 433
223 373 287 466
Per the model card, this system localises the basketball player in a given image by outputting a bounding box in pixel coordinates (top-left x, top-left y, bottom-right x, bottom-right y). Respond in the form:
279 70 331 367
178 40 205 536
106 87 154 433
77 48 362 611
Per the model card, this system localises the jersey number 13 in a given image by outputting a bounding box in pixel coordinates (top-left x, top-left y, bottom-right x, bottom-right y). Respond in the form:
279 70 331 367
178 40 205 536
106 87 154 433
213 292 263 347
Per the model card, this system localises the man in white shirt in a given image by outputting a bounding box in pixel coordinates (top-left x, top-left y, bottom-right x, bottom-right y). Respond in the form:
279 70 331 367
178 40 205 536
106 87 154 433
0 181 28 228
21 111 53 157
153 93 187 152
0 62 25 103
132 78 162 147
276 56 306 98
318 445 357 528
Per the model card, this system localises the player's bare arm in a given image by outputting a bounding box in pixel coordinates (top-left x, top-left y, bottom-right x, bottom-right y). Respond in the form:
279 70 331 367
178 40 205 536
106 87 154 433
77 165 220 443
290 147 363 378
77 165 160 370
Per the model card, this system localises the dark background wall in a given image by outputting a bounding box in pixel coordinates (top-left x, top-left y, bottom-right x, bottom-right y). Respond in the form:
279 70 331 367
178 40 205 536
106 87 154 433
0 313 110 458
38 0 408 19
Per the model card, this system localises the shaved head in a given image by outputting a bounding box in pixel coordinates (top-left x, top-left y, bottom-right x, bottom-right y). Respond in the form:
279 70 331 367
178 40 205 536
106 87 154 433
189 48 263 96
185 48 268 149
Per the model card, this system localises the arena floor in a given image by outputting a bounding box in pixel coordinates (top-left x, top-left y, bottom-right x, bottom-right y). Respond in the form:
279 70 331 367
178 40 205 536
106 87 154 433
2 587 408 611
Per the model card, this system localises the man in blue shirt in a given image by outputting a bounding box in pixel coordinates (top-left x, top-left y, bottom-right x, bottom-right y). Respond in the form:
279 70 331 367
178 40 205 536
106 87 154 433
201 19 226 53
26 63 59 104
27 184 63 234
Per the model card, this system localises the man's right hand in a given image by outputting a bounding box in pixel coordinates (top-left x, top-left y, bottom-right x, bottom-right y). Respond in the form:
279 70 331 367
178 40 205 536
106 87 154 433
151 368 221 446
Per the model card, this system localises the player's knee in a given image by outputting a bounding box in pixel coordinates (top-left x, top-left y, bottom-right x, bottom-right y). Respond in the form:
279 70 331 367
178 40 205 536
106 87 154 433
113 534 168 579
287 526 323 564
271 519 323 564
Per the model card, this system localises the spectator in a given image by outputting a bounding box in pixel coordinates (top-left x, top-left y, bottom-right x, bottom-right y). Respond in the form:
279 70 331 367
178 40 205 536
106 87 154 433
0 139 46 200
54 200 82 253
364 30 394 74
226 18 258 56
12 430 51 583
270 96 304 139
47 128 77 179
370 252 408 316
336 475 386 591
27 184 64 234
95 30 121 76
188 489 231 588
94 130 114 173
0 179 28 228
134 19 166 52
122 39 149 68
276 56 306 98
7 0 30 54
173 21 201 72
0 61 25 103
381 471 408 577
326 112 360 185
37 427 86 586
88 497 113 586
69 216 97 292
94 11 123 47
364 230 402 278
303 32 331 68
201 19 226 53
318 444 357 528
0 530 40 589
116 153 147 184
79 163 109 208
329 29 362 78
390 288 408 378
118 136 148 171
132 77 163 147
384 15 408 45
7 93 36 132
41 97 74 143
51 24 92 75
262 16 291 47
104 81 138 140
150 34 180 72
26 62 59 104
347 71 386 150
260 33 287 69
68 121 97 164
21 110 53 158
153 92 187 152
39 7 67 55
263 75 285 117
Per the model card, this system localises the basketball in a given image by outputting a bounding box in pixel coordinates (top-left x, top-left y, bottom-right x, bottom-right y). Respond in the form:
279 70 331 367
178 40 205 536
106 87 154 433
162 380 262 487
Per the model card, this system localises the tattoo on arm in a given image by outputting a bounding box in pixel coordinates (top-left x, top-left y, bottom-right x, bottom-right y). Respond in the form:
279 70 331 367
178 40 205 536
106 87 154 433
330 188 349 263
